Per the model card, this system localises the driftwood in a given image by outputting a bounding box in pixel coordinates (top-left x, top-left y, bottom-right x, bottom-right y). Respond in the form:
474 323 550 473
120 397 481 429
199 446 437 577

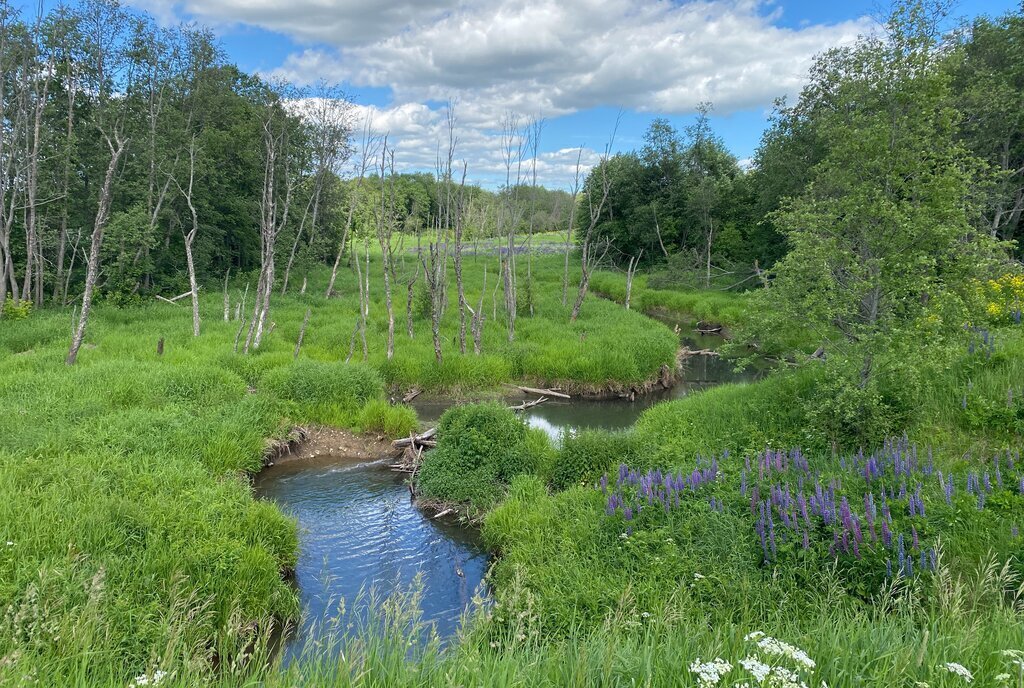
680 347 720 357
392 427 437 448
505 384 570 399
509 396 548 411
695 321 723 334
433 508 454 519
402 388 422 403
155 290 194 305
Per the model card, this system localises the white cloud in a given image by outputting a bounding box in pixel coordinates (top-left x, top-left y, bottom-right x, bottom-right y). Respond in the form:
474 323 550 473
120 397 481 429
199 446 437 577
129 0 876 186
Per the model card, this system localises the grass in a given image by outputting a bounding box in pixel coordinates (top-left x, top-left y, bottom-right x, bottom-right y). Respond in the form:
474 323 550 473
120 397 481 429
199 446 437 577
2 246 1022 686
0 250 681 684
589 269 750 327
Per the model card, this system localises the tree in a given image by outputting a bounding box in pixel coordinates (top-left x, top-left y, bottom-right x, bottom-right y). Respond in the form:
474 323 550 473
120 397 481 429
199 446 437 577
748 1 1003 385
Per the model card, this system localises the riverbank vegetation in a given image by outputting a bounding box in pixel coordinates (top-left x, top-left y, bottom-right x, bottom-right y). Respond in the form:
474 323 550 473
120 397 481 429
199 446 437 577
1 0 1023 686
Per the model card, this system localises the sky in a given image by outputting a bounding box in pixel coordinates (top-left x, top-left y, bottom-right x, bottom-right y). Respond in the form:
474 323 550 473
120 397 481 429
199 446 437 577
65 0 1024 187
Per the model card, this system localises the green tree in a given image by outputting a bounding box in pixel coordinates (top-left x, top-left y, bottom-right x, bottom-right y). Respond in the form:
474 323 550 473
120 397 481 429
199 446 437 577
745 1 1004 444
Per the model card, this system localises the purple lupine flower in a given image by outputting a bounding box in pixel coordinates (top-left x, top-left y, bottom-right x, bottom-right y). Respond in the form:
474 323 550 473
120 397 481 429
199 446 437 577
886 558 893 578
623 506 633 521
897 533 906 571
1012 524 1020 539
984 472 992 493
912 526 919 551
599 474 608 494
977 491 986 510
929 547 937 571
740 469 747 497
802 528 810 551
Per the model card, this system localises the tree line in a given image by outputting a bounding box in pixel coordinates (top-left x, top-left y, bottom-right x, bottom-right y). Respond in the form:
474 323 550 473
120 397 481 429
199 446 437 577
583 2 1023 283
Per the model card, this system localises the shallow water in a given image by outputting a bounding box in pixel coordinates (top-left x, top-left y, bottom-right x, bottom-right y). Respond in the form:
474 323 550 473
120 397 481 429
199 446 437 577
255 319 761 660
415 324 765 441
254 456 488 664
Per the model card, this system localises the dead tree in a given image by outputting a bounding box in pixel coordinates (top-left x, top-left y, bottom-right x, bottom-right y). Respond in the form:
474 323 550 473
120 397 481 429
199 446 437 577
67 133 128 365
294 308 310 359
376 140 398 360
498 114 528 341
624 250 643 310
244 101 295 353
421 242 444 364
570 120 619 322
327 115 378 297
561 147 584 306
174 136 201 336
282 84 353 295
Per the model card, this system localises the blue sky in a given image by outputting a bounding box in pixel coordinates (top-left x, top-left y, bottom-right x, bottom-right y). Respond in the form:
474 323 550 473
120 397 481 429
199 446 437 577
57 0 1024 186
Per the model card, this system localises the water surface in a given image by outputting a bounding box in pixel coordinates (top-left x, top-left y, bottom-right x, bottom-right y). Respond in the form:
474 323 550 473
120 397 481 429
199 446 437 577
254 456 488 664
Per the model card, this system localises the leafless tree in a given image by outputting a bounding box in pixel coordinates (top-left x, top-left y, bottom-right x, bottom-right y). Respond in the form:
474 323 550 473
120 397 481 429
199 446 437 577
67 133 128 365
570 119 619 322
498 114 529 341
376 140 398 360
561 147 584 306
625 250 643 310
244 94 295 353
282 83 353 295
327 115 378 297
173 136 201 336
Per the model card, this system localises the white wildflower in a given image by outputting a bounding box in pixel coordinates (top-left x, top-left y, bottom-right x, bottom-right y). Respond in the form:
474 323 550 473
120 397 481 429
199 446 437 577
689 657 733 686
130 670 167 687
5 542 12 546
694 572 706 580
767 666 809 688
739 656 771 683
753 636 816 671
641 612 650 619
995 674 1011 683
745 631 766 642
942 663 973 683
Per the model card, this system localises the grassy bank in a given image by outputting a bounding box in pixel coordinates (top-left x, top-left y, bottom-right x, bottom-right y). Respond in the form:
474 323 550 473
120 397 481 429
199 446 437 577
589 270 750 327
0 251 681 684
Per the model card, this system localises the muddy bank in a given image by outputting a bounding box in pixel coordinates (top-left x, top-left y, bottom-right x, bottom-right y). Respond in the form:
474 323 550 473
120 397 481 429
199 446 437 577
262 425 399 468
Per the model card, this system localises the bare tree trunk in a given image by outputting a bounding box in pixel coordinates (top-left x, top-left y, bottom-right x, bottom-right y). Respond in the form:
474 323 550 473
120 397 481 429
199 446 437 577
570 121 618 322
471 265 487 354
327 117 378 297
422 242 444 364
294 308 310 359
67 134 128 365
625 250 643 310
175 137 201 336
377 142 397 360
223 270 231 321
561 147 584 307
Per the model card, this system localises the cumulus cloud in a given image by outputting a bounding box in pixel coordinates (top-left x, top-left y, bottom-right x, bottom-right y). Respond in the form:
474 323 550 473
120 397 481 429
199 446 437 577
129 0 875 185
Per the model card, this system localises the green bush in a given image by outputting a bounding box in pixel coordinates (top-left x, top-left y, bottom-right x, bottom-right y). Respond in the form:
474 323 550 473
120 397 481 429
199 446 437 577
551 429 640 490
357 399 418 436
416 402 537 510
261 360 384 409
1 296 32 321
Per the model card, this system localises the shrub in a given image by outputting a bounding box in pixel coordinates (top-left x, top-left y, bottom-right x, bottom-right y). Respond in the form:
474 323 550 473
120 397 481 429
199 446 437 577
1 297 31 321
551 429 639 490
261 360 384 409
416 402 536 510
357 399 418 436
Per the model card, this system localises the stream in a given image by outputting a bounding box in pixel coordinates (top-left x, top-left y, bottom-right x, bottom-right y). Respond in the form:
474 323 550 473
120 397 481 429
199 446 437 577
254 317 761 662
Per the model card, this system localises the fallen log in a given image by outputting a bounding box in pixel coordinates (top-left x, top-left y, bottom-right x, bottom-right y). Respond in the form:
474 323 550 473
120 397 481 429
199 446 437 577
156 290 195 305
505 384 570 399
392 427 437 448
433 508 454 519
509 396 548 411
402 388 422 403
680 347 720 357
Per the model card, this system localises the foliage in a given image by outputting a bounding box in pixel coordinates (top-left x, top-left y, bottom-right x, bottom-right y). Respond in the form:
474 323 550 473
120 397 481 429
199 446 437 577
550 429 643 490
1 296 32 321
416 403 538 510
977 272 1024 324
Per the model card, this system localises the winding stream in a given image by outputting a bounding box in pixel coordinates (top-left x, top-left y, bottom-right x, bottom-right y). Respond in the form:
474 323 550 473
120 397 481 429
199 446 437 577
254 317 760 661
